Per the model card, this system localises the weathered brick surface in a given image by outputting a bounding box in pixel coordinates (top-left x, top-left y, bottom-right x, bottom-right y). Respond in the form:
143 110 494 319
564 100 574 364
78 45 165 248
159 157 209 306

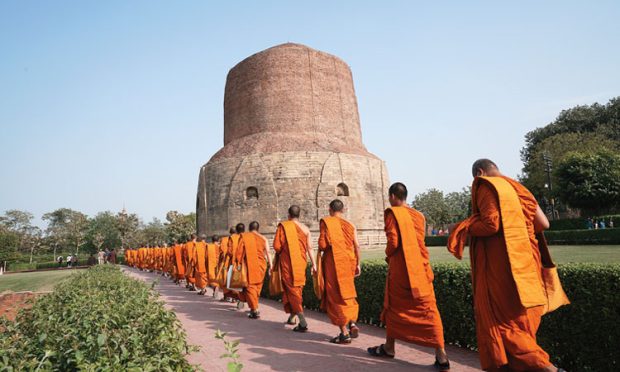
197 44 390 247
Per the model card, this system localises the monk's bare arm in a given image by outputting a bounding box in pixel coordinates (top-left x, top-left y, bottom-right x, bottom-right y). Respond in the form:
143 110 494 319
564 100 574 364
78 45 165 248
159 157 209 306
353 226 361 276
263 237 273 271
318 221 329 251
533 204 550 232
384 211 400 257
306 230 317 271
468 183 501 237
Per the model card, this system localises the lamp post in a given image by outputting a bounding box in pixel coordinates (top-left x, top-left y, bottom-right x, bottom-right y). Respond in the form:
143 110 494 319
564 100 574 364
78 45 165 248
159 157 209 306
543 152 557 220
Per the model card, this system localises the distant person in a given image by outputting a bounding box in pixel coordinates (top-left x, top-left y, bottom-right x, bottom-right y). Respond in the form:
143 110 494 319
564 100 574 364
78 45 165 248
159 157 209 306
87 254 96 266
594 220 599 229
586 217 594 230
610 219 614 229
66 255 73 267
104 248 111 263
57 256 63 267
600 220 606 229
109 249 117 264
97 250 105 265
72 255 78 267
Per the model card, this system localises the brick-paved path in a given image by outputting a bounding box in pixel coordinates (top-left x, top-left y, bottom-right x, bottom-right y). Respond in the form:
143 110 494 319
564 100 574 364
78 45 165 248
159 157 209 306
124 267 481 371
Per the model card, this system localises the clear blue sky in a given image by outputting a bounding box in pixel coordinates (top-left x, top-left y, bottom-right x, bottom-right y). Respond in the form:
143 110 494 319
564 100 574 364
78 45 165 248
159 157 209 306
1 1 619 226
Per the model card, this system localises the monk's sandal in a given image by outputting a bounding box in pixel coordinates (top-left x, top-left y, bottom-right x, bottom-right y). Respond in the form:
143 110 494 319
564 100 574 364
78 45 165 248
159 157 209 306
433 358 450 371
330 333 351 344
349 322 360 338
292 325 308 333
248 311 260 319
367 345 395 358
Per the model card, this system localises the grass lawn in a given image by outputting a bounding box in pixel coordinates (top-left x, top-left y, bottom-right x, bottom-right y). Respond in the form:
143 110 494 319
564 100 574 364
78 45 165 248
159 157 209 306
361 245 620 264
0 270 77 292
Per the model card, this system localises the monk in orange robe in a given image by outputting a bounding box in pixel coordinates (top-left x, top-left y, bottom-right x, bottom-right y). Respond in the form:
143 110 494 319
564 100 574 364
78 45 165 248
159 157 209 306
138 245 147 270
448 159 563 372
318 199 361 344
237 221 272 319
206 235 221 297
218 229 234 301
173 241 186 284
195 235 208 295
184 235 198 291
226 224 245 307
273 205 316 332
368 182 450 370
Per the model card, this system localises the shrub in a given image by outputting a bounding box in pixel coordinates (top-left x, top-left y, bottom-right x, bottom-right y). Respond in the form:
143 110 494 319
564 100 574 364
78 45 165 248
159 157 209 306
545 228 620 245
0 265 196 371
262 261 620 371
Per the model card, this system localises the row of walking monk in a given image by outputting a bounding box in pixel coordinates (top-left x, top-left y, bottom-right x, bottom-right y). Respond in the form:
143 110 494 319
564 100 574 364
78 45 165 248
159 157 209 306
125 159 568 372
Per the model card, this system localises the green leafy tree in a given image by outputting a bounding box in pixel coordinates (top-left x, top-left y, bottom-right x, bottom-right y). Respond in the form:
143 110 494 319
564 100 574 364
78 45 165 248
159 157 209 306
85 212 121 254
520 97 620 199
445 187 472 222
0 226 20 263
164 211 196 242
411 189 450 227
556 150 620 215
42 208 89 256
139 218 168 246
115 209 140 250
0 210 38 259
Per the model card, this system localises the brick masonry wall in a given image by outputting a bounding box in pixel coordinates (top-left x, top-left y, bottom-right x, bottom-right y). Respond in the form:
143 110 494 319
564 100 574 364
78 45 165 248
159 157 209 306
197 151 389 249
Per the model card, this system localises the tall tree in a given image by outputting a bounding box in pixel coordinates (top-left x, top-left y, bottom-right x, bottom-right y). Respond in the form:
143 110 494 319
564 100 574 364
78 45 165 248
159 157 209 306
85 212 121 254
556 150 620 215
140 218 167 246
115 209 140 250
164 211 196 242
520 97 620 199
411 189 450 227
42 208 89 256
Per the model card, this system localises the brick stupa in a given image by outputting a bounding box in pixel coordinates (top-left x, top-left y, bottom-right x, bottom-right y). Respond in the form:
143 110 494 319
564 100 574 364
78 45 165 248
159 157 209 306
196 43 390 247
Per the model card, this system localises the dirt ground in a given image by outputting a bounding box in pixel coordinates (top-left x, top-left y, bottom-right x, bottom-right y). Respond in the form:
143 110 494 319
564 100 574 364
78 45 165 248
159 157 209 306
0 291 42 321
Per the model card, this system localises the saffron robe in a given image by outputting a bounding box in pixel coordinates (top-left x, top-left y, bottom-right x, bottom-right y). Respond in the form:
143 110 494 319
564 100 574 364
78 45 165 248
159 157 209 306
237 232 268 311
273 221 308 314
318 216 359 327
381 206 445 348
448 176 552 371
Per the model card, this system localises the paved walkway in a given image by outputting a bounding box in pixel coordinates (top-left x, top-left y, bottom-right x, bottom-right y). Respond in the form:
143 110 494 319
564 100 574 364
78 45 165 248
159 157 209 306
124 267 480 371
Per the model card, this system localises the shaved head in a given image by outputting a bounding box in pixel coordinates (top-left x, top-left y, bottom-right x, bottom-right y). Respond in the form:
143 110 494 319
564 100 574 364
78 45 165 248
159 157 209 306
249 221 259 231
235 223 245 233
472 159 499 177
288 205 301 219
389 182 408 201
329 199 344 212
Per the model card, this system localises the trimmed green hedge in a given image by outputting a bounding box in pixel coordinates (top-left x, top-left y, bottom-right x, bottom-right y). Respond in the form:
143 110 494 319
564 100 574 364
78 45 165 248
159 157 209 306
425 229 620 246
0 265 195 371
425 236 448 246
545 228 620 245
262 261 619 371
550 215 619 230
